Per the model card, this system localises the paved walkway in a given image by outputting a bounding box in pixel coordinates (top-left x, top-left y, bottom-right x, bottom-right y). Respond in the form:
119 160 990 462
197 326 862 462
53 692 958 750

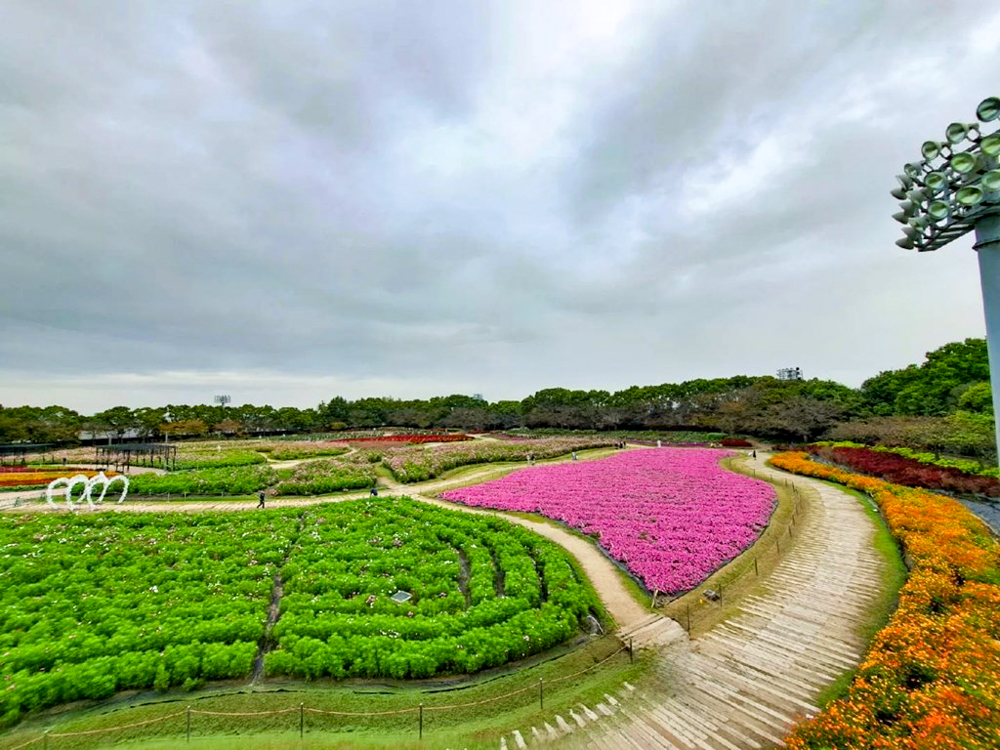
503 454 889 749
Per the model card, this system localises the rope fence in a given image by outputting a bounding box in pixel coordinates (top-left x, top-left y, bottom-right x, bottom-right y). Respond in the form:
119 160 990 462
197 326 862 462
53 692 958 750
2 645 632 748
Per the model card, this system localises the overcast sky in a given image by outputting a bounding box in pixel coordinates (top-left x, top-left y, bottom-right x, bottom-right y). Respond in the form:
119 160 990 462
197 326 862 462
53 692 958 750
2 1 999 414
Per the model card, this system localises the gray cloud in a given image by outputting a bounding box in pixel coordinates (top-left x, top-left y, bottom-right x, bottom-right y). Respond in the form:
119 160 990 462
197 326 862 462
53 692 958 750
1 0 997 412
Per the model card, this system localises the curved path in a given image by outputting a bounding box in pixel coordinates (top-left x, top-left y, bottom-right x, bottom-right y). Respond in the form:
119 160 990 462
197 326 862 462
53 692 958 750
505 453 889 749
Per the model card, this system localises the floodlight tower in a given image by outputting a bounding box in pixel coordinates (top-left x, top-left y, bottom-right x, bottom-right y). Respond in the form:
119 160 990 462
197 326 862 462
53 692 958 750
892 96 1000 455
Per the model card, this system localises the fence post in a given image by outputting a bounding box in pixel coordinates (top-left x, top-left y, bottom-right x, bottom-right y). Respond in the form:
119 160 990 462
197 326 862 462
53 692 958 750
719 582 723 601
300 703 304 738
629 637 634 663
419 703 423 740
186 705 191 742
686 604 691 632
539 678 544 710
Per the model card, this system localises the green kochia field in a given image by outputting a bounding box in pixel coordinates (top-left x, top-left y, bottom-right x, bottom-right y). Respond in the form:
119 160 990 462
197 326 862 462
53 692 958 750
0 499 598 729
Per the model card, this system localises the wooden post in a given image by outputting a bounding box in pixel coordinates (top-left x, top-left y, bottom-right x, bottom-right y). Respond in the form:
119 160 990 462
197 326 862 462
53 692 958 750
419 703 423 740
629 637 634 663
186 706 191 742
539 678 544 710
300 703 304 738
686 604 691 631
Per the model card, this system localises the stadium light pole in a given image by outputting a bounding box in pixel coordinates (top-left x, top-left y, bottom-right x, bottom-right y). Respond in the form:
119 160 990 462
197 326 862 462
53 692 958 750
893 96 1000 458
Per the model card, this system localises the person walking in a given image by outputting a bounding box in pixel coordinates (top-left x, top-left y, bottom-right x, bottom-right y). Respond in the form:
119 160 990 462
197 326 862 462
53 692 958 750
256 490 266 509
370 486 379 497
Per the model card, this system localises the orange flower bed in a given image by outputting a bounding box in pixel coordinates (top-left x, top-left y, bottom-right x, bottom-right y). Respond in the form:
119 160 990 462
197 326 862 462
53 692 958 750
772 452 1000 749
0 469 116 488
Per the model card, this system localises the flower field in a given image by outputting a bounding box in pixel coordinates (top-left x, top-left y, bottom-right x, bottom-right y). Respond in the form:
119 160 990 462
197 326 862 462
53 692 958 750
384 436 618 483
0 501 596 727
0 469 117 489
806 443 1000 496
772 452 1000 750
441 448 775 594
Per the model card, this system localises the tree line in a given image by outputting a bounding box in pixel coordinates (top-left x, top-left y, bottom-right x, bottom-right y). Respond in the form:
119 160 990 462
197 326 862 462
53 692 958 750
0 338 992 449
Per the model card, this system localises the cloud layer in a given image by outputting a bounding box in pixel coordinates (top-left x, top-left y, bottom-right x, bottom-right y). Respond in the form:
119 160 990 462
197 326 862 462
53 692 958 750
2 1 998 412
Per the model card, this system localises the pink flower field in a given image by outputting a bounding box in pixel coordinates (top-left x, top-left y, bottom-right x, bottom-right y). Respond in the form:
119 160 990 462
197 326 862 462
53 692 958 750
440 448 775 594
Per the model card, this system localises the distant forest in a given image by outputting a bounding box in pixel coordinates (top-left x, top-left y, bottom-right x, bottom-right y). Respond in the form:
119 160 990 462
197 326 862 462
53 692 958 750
1 338 994 456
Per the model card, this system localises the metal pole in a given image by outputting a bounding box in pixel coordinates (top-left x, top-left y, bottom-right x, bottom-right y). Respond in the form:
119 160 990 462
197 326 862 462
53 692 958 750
419 703 423 740
186 705 191 742
629 638 634 663
539 679 544 710
300 703 304 738
974 213 1000 463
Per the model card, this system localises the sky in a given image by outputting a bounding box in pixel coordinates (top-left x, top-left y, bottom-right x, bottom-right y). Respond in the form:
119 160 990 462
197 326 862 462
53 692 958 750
2 1 1000 414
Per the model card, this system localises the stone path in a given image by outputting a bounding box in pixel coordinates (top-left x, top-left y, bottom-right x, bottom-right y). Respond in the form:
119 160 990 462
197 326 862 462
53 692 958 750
500 454 888 749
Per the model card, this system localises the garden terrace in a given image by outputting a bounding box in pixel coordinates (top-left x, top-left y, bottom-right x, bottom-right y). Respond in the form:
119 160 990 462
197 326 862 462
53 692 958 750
0 499 598 728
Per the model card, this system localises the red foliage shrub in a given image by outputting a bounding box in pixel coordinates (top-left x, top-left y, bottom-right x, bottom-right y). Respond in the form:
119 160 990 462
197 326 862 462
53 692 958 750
720 438 752 447
808 445 1000 497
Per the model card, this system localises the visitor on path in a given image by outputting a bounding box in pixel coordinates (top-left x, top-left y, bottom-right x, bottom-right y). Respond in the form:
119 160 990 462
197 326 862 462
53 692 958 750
657 440 662 448
370 486 379 497
752 450 757 459
256 490 265 509
572 452 578 461
528 453 534 465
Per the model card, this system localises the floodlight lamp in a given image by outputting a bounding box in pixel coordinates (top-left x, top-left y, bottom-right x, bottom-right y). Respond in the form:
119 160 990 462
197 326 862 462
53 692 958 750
976 96 1000 122
925 172 948 193
946 122 978 144
920 141 952 161
904 162 924 179
982 170 1000 192
895 173 913 189
950 152 980 174
890 186 907 199
928 201 950 220
981 134 1000 157
902 225 921 239
898 199 919 216
895 236 915 249
909 216 932 230
956 185 985 206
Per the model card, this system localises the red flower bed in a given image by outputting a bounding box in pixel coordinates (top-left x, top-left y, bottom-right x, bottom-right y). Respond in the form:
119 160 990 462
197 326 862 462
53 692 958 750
808 445 1000 497
345 434 471 445
720 438 752 447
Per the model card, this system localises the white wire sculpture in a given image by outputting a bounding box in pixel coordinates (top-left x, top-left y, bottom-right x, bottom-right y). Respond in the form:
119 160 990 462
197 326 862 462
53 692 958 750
45 471 130 510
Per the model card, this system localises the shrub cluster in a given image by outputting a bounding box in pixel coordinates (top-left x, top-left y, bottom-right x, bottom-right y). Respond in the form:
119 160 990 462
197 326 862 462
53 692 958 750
265 498 597 679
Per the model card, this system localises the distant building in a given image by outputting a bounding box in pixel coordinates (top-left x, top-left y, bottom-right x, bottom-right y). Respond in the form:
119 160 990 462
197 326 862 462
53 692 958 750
472 393 485 401
777 367 803 381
